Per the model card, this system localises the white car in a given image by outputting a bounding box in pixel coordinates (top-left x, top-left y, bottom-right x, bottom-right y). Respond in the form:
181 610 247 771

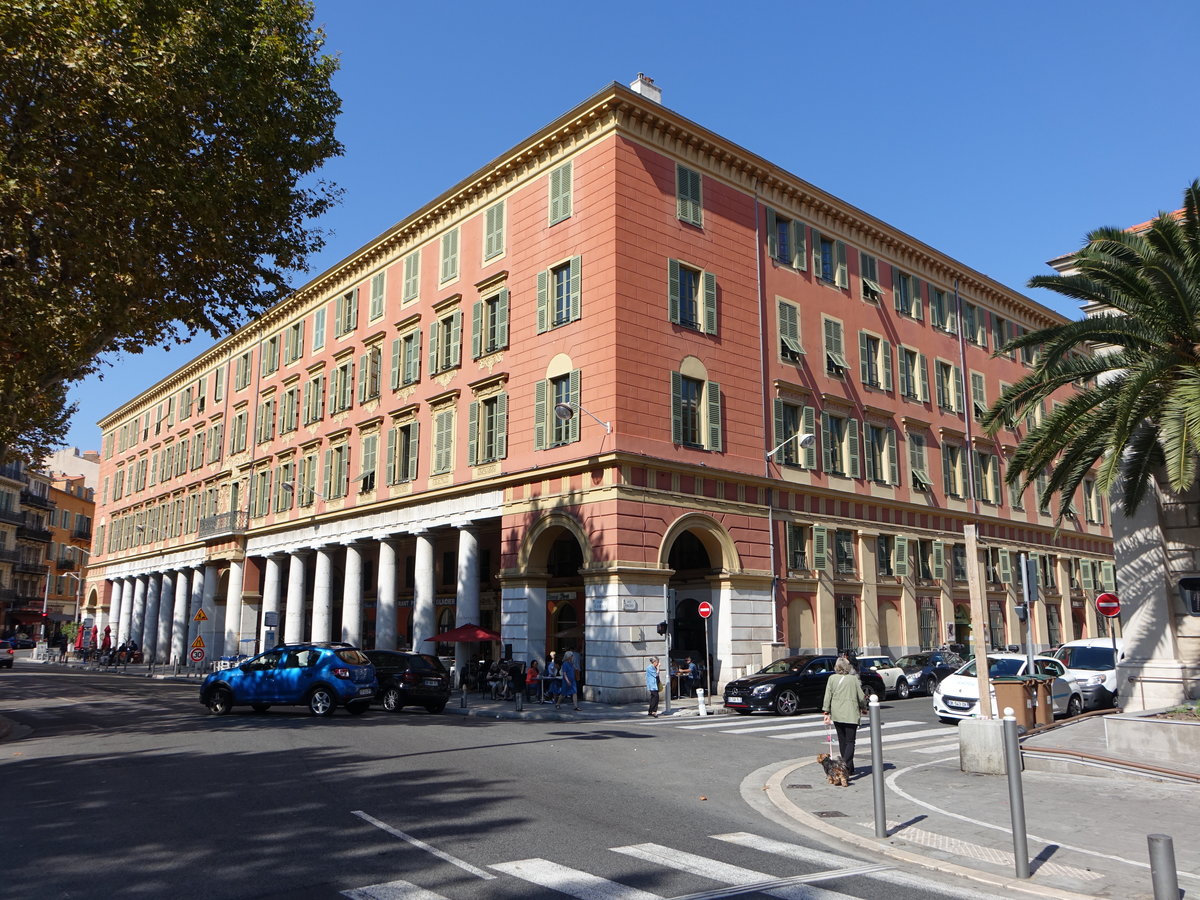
1052 637 1124 710
857 655 911 699
933 653 1083 722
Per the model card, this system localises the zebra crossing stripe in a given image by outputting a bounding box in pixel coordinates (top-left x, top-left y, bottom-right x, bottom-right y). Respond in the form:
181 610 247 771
341 879 450 900
489 859 662 900
913 742 961 754
352 810 495 880
679 713 824 730
769 721 925 740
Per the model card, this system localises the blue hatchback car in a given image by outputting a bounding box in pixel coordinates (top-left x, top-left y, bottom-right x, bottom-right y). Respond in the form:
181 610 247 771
200 642 377 717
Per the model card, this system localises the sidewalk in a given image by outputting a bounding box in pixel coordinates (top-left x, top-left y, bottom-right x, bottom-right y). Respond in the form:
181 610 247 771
758 717 1199 900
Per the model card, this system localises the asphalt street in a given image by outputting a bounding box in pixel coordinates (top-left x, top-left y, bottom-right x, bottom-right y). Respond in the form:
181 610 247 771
0 669 1005 900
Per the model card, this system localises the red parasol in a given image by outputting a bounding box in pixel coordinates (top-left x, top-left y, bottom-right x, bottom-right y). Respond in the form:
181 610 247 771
74 628 84 650
101 625 111 650
424 622 501 643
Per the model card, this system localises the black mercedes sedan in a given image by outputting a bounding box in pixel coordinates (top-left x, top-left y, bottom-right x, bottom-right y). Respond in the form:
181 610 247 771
723 655 886 716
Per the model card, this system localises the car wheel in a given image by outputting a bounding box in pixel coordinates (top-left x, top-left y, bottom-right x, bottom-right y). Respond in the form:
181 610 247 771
251 703 271 713
895 678 910 700
425 701 447 714
922 676 935 696
207 687 233 716
1066 694 1083 718
774 689 800 716
307 687 336 717
346 701 370 716
382 687 402 712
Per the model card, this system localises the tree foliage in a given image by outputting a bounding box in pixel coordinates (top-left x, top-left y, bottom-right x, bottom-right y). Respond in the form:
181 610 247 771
0 0 342 461
983 179 1200 520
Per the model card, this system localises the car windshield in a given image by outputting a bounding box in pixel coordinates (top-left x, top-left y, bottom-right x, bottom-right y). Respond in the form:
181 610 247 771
1057 646 1115 670
859 658 891 669
759 657 812 675
958 657 1025 678
895 654 929 668
336 648 371 666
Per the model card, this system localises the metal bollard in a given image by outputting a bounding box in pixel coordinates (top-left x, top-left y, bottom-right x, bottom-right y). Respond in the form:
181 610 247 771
1002 708 1030 878
515 688 524 712
459 685 468 709
1148 833 1179 900
869 694 886 838
696 688 708 716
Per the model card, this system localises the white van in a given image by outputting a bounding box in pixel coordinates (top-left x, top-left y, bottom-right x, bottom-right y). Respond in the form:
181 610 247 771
1051 637 1124 710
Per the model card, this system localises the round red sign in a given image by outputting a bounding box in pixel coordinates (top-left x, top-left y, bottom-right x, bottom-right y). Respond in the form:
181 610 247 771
698 601 713 619
190 647 206 662
1096 592 1121 618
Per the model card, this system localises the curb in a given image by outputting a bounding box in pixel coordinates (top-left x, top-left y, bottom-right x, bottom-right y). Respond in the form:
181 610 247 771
760 758 1101 900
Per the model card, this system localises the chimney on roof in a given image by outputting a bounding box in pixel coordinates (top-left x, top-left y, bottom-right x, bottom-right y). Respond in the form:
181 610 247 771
630 73 662 104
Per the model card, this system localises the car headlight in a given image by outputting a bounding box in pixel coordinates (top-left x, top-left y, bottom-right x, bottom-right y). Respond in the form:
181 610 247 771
1086 674 1106 685
751 684 775 696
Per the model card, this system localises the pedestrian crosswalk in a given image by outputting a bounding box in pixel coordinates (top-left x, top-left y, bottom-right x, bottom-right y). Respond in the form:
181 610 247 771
673 711 960 754
343 830 1007 900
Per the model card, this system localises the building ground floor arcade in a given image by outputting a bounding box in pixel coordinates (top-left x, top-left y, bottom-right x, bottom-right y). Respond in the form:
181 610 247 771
83 471 1116 704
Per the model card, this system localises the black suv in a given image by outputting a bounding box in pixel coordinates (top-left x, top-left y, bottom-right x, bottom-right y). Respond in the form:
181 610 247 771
723 655 886 716
364 650 451 714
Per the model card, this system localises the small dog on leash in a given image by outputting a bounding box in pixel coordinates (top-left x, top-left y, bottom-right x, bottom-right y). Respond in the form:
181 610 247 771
817 753 851 786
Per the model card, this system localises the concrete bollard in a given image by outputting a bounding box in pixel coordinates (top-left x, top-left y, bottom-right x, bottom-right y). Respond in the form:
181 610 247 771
869 694 886 838
697 688 708 716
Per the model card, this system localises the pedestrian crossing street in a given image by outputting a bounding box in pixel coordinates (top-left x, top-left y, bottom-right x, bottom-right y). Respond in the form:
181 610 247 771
343 830 1006 900
673 712 960 756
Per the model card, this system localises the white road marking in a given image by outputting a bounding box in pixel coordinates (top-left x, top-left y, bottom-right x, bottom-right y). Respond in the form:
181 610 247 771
341 879 451 900
912 741 961 754
351 810 496 880
489 858 662 900
771 721 926 741
677 713 823 730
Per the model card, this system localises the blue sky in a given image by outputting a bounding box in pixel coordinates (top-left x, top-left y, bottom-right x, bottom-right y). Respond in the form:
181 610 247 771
61 0 1200 450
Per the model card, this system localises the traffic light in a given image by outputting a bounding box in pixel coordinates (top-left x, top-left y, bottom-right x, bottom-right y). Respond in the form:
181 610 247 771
1014 603 1028 622
656 621 668 635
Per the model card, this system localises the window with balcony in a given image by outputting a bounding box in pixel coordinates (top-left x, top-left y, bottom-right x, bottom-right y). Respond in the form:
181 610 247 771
668 259 717 333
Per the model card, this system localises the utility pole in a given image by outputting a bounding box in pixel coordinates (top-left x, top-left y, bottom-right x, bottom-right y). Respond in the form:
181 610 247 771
964 525 992 717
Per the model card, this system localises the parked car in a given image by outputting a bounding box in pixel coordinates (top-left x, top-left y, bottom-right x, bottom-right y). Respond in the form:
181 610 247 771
893 650 965 696
857 655 910 699
933 653 1083 722
200 642 377 717
723 655 886 716
364 650 452 713
7 637 35 650
0 640 14 669
1052 637 1125 710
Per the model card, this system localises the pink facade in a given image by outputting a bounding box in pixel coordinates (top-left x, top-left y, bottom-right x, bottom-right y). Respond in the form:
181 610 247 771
86 83 1114 702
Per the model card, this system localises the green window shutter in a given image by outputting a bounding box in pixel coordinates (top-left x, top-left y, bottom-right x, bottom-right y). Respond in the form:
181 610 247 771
766 208 778 259
668 259 681 324
357 354 368 404
918 354 930 402
323 448 333 498
887 427 899 484
990 457 1002 505
959 449 969 498
390 339 401 390
549 161 572 223
534 380 548 450
702 271 717 334
450 309 462 367
835 241 848 288
496 288 509 348
370 272 385 319
471 300 483 359
440 229 458 282
999 549 1012 584
706 380 722 451
1080 559 1095 592
773 399 786 455
813 526 829 576
467 400 479 466
933 541 945 580
971 372 986 417
912 278 923 320
428 320 440 372
847 418 860 478
435 410 453 473
676 165 702 225
403 252 419 301
670 371 683 445
485 202 504 259
536 270 549 334
952 366 964 413
1100 561 1116 592
495 392 508 460
863 427 876 482
385 427 397 484
349 291 359 332
568 256 582 322
821 412 833 472
972 450 984 501
786 523 800 570
410 329 422 383
858 331 870 383
406 421 420 481
882 341 893 390
894 538 909 578
568 369 582 443
898 349 911 395
792 221 807 270
893 266 903 312
802 406 817 469
811 229 823 273
943 447 954 495
334 294 344 335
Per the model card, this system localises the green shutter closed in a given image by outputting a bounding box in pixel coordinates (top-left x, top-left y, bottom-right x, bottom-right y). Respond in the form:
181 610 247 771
821 412 833 472
534 380 548 450
428 320 440 372
773 398 786 457
450 309 462 367
836 241 848 287
536 269 549 334
496 288 509 349
702 271 717 334
813 526 829 575
802 406 817 469
568 256 582 322
390 338 401 390
882 341 893 390
406 421 420 481
386 427 397 484
668 259 681 324
568 369 581 443
847 418 860 478
1080 559 1095 592
933 541 945 580
495 392 508 460
999 549 1012 584
670 371 683 445
887 427 899 484
894 538 909 578
471 300 483 359
706 381 722 451
467 401 479 466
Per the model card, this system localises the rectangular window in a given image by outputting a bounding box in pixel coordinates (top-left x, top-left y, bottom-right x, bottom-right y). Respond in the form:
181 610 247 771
823 318 849 376
953 544 969 583
942 444 966 497
858 332 893 390
312 307 327 351
777 300 804 361
429 309 463 375
386 420 420 484
892 268 923 319
676 164 703 226
1009 472 1026 510
230 409 248 454
402 251 420 303
863 424 898 485
548 161 573 224
898 347 929 402
972 450 1003 505
1084 479 1104 524
369 272 386 321
330 359 354 413
395 329 421 387
323 443 349 499
179 386 194 420
302 373 325 424
785 523 809 571
535 371 581 450
537 257 582 333
251 469 271 518
1036 469 1050 514
260 335 280 377
671 371 722 451
472 289 510 358
359 434 378 493
935 361 963 413
357 347 382 404
280 385 299 434
440 228 459 283
821 411 860 478
284 321 305 364
811 230 848 287
772 399 816 468
668 260 717 333
930 288 956 333
961 301 988 348
860 252 882 302
483 201 505 260
834 530 856 576
993 315 1013 358
432 408 455 474
255 397 276 444
208 423 223 463
909 432 932 491
274 461 295 513
970 371 988 420
468 393 509 465
876 534 894 577
212 367 224 403
335 289 358 337
234 352 252 390
766 208 806 269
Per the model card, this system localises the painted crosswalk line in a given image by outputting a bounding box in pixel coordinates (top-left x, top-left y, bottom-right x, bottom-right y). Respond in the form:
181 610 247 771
341 879 451 900
489 858 663 900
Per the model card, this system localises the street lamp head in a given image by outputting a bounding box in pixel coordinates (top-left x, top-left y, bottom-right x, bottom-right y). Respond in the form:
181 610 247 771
553 402 574 422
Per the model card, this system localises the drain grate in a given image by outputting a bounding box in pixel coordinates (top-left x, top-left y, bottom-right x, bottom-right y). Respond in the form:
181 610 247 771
815 810 848 818
785 784 812 790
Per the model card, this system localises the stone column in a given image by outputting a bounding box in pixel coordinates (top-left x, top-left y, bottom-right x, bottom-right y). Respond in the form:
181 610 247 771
284 551 308 644
119 576 136 646
454 525 481 681
142 573 162 662
341 543 363 647
223 557 246 657
107 579 124 647
156 571 175 665
375 538 398 650
311 546 333 643
413 531 436 650
261 555 283 649
171 568 191 664
201 563 220 662
131 574 149 647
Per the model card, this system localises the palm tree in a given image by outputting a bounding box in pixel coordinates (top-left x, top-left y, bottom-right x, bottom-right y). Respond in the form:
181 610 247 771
983 179 1200 521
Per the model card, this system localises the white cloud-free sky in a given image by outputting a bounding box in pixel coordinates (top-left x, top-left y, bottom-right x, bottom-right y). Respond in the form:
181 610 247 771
62 0 1200 449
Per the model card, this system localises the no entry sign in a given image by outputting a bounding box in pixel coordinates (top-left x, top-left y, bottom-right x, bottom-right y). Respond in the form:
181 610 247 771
1095 592 1121 618
698 601 713 619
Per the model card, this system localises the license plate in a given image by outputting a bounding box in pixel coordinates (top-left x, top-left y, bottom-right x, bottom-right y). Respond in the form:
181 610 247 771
423 678 441 687
357 687 374 696
947 699 971 709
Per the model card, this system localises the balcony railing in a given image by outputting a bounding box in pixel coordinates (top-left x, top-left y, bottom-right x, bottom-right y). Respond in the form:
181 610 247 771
0 463 23 483
14 561 48 576
198 510 249 540
71 527 93 541
55 558 76 571
17 524 51 542
0 548 19 564
0 507 24 526
20 490 53 511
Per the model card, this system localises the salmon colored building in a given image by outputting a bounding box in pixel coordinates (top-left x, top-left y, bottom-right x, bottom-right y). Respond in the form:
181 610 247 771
85 78 1114 703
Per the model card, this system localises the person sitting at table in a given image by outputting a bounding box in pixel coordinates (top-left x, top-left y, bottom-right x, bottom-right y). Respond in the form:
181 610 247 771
525 659 540 701
679 657 700 697
487 658 505 699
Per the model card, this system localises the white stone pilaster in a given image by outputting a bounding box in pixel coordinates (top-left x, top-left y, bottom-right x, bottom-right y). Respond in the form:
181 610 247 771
341 543 363 647
376 538 398 650
284 551 308 643
412 531 436 650
311 546 333 643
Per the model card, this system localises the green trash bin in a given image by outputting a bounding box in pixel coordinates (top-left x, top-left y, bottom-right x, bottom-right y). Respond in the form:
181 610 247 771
993 676 1034 730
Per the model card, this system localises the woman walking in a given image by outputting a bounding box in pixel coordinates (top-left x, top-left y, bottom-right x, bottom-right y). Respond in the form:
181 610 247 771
556 650 580 710
646 657 661 717
822 656 868 777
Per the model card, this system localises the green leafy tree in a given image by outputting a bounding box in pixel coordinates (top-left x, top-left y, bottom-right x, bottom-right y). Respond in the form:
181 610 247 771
0 0 342 461
984 179 1200 521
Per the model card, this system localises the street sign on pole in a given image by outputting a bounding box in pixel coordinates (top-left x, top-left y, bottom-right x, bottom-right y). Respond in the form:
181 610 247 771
190 647 205 662
1096 592 1121 618
698 601 713 618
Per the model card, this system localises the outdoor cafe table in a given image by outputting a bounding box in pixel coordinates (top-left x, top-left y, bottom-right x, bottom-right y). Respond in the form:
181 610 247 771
538 674 563 703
